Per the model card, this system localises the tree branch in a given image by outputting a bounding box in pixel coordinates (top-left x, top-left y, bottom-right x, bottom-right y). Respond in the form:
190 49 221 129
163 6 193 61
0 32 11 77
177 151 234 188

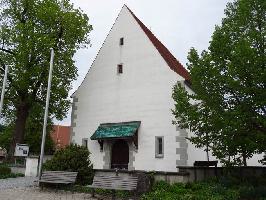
0 48 15 55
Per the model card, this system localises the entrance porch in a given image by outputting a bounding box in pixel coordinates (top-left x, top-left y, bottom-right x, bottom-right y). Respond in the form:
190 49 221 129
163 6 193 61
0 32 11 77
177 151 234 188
90 121 140 170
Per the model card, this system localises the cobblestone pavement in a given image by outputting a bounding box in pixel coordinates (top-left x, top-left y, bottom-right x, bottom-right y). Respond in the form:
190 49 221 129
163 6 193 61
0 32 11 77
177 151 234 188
0 187 95 200
0 177 38 190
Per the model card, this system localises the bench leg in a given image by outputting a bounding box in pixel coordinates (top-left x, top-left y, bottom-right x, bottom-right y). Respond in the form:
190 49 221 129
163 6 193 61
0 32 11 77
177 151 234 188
70 184 74 194
133 191 137 200
92 188 95 197
40 183 43 191
112 190 115 200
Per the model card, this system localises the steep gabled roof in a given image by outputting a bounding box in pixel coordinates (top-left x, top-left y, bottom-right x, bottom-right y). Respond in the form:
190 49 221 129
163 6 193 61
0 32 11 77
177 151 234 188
126 6 191 82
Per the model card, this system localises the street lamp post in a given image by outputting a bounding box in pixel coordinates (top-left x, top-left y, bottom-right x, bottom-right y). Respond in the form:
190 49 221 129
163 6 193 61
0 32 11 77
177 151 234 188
38 48 54 180
0 65 8 120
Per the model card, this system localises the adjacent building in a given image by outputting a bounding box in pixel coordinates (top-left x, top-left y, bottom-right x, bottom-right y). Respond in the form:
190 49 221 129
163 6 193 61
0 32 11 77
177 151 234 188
50 125 70 150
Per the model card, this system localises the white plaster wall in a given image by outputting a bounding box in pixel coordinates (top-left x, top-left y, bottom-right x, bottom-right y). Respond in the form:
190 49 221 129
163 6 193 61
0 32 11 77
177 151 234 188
72 6 185 172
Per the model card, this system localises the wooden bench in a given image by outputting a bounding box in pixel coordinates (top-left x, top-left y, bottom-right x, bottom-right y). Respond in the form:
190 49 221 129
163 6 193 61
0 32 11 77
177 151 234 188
88 174 138 200
194 161 218 167
39 171 78 189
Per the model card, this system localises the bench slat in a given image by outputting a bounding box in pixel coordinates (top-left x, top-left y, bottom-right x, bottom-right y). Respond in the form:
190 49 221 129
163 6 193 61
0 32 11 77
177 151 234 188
89 185 136 191
93 179 138 183
39 171 78 185
89 175 138 192
92 183 137 188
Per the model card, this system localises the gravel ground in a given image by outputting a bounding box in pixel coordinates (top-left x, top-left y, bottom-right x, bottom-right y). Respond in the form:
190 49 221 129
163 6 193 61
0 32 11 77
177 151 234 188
0 187 95 200
0 177 96 200
0 176 38 190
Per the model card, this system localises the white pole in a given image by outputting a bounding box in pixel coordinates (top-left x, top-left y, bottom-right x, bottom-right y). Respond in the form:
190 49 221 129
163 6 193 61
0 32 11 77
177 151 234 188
38 48 54 180
0 65 8 120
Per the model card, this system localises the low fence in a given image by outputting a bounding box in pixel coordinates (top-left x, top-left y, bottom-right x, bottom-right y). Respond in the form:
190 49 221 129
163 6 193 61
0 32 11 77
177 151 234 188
178 166 266 182
95 169 190 187
95 166 266 185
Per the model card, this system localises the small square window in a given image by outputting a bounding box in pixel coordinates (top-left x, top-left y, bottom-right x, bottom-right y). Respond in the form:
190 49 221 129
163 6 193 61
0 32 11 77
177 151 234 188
117 64 123 74
120 38 124 45
82 138 88 148
155 136 164 158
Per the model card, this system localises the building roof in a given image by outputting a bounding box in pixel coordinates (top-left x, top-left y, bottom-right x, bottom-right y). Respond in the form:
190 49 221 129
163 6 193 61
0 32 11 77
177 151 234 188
126 5 191 82
50 125 70 149
91 121 141 140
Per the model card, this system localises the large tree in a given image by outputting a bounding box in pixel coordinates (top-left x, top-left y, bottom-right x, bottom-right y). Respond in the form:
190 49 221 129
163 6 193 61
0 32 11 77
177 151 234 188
172 0 266 166
0 0 92 156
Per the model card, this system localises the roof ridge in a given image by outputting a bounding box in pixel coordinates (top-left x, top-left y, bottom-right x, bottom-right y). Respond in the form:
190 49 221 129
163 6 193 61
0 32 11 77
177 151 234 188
125 6 191 81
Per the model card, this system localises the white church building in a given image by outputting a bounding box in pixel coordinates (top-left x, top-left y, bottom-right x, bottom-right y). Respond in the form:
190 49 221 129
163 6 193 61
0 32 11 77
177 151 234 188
70 5 262 172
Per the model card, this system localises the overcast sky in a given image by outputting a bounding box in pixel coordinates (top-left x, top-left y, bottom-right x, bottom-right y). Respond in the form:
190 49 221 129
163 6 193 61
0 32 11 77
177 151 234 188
56 0 233 125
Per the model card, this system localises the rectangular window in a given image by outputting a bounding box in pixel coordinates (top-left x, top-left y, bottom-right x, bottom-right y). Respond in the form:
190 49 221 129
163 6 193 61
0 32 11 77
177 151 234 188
82 138 88 148
117 64 123 74
155 136 164 158
120 37 124 45
158 137 163 154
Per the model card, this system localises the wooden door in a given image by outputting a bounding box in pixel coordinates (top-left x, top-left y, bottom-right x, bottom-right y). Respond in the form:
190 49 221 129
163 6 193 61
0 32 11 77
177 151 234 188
111 140 129 169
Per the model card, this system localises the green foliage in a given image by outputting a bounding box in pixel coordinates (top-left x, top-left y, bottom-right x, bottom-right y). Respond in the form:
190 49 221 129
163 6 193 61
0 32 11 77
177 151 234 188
43 144 93 185
259 153 266 165
0 125 5 132
24 116 54 155
0 172 24 179
239 186 266 200
0 0 92 154
0 165 11 175
172 0 266 166
0 125 12 151
141 179 266 200
0 164 24 179
0 122 54 154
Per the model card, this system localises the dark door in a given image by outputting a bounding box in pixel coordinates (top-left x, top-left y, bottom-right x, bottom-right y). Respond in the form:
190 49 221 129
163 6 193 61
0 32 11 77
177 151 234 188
111 140 129 169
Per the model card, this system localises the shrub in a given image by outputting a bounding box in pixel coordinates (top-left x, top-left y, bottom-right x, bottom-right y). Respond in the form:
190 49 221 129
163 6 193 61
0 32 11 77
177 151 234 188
141 180 240 200
0 172 24 179
43 144 93 185
239 186 266 200
0 165 11 175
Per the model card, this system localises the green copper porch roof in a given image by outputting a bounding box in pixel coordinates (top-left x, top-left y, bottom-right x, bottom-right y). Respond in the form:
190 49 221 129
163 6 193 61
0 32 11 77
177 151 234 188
90 121 141 140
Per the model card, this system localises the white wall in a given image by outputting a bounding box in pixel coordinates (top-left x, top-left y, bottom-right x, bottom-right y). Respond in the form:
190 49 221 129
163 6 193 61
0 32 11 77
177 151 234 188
72 6 185 172
71 6 263 172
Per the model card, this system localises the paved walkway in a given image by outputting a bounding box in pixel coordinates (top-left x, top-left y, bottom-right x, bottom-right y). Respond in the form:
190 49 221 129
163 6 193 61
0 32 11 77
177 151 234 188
0 177 37 190
0 188 95 200
0 177 96 200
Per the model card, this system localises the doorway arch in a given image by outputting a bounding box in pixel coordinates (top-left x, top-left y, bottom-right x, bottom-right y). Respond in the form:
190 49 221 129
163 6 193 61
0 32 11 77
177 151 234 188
111 140 129 169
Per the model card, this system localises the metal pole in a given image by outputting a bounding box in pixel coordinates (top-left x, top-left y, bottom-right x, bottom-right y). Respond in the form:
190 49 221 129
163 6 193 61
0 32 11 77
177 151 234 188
206 133 210 161
38 48 54 180
0 65 8 119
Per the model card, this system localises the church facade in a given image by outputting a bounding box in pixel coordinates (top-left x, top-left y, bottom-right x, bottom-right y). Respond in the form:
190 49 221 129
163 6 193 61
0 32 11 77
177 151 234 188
70 5 215 172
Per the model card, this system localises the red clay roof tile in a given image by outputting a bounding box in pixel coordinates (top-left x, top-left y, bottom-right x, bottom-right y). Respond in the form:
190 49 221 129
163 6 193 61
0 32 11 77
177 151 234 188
126 6 191 82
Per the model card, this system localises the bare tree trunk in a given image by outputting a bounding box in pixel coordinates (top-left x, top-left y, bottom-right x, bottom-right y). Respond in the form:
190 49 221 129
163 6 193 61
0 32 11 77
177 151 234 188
8 102 30 158
242 151 247 166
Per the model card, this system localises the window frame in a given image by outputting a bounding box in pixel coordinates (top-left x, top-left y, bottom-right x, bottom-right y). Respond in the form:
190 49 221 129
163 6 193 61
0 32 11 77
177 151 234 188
82 138 88 148
155 136 164 158
120 37 124 45
117 64 123 74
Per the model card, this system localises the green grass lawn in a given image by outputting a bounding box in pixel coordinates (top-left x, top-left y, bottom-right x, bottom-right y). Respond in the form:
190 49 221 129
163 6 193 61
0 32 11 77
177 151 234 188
141 178 266 200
